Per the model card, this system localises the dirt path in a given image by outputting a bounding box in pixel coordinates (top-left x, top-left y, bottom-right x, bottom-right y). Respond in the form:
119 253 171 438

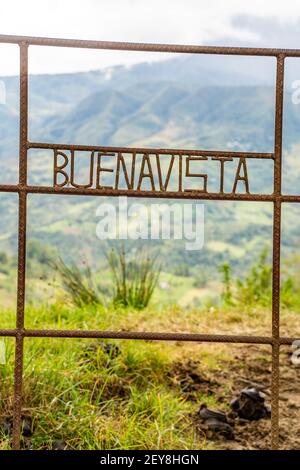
172 344 300 450
207 345 300 450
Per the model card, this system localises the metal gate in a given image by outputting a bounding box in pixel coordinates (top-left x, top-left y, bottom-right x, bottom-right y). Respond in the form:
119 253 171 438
0 34 298 450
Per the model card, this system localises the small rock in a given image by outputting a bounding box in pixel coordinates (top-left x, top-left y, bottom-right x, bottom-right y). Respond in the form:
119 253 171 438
99 342 121 359
52 439 67 450
205 418 235 440
21 437 33 449
0 415 33 437
0 417 12 436
241 387 265 403
198 404 234 440
230 387 271 421
199 404 228 423
21 415 33 437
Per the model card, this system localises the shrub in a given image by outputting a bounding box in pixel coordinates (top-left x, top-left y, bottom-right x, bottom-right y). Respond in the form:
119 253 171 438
106 246 160 310
219 262 234 306
236 249 272 306
53 258 101 307
220 249 298 309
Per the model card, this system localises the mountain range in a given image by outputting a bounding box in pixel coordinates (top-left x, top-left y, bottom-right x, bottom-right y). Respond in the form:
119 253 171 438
0 53 300 275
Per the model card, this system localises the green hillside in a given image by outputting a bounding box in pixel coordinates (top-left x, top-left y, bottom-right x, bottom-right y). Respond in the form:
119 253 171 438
0 55 300 284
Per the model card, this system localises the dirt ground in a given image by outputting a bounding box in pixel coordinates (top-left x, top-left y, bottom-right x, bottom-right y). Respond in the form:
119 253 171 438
171 345 300 450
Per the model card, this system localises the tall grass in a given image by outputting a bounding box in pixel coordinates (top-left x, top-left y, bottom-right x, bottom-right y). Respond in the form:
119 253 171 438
106 246 161 309
53 258 101 307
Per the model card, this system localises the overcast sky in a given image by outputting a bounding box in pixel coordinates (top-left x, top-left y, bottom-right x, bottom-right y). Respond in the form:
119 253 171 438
1 0 300 75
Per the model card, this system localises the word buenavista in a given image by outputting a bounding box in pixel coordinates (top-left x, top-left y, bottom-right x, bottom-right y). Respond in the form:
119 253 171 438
53 149 251 194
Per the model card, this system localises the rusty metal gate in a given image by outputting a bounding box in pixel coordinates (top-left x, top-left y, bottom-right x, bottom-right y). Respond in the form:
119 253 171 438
0 34 299 450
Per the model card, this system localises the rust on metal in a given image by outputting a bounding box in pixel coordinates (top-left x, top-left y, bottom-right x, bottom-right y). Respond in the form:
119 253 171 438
12 42 28 450
270 54 285 450
0 33 296 450
51 148 253 194
1 33 300 57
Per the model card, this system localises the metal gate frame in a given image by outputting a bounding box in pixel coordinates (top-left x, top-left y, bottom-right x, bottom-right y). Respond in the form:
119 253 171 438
0 34 299 450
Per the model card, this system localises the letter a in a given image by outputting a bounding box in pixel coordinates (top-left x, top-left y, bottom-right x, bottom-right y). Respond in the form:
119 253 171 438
232 157 249 194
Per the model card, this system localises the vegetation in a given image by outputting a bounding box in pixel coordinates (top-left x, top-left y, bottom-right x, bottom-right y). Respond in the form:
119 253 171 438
51 246 161 310
2 57 300 449
1 243 300 449
219 248 300 310
0 303 229 450
106 246 161 310
53 258 101 308
219 262 234 306
0 291 298 449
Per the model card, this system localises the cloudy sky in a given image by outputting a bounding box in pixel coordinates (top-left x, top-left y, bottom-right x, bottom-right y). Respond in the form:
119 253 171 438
1 0 300 75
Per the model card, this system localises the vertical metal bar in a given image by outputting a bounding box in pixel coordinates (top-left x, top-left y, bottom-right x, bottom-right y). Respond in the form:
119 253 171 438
12 42 28 450
271 53 285 450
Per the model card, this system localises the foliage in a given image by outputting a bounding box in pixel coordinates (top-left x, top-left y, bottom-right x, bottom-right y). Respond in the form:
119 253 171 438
53 258 101 308
27 240 56 265
220 249 300 309
0 252 8 265
235 249 272 306
106 246 161 310
219 262 234 306
0 251 9 274
27 239 57 280
173 263 191 277
2 292 300 449
0 303 214 449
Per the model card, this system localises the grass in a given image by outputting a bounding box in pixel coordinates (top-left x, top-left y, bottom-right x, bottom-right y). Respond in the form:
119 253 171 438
1 247 300 450
1 300 299 450
106 246 161 309
48 247 161 311
0 320 209 449
52 258 101 308
21 340 194 450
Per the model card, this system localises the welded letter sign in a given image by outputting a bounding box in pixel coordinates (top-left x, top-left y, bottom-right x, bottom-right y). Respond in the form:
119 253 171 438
49 145 273 196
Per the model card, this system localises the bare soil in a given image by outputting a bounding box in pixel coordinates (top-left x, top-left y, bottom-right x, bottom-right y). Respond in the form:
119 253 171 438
170 345 300 450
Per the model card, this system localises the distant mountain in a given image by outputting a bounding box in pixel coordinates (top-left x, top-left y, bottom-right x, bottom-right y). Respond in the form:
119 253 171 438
0 55 300 274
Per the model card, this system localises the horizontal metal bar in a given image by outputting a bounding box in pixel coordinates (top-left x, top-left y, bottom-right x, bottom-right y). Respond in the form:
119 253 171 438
280 336 299 345
22 185 277 201
0 184 279 201
281 195 300 203
22 329 276 343
0 34 300 57
0 184 20 193
0 329 17 337
6 184 300 202
0 328 297 345
28 142 274 159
